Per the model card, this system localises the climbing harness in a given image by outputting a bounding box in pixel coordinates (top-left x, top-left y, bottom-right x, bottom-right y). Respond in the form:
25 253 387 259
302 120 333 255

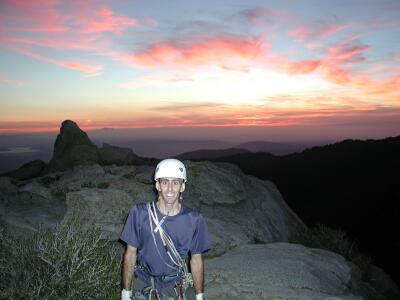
132 268 190 300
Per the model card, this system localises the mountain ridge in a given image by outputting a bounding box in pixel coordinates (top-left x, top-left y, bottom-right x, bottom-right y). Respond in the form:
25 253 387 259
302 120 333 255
186 135 400 285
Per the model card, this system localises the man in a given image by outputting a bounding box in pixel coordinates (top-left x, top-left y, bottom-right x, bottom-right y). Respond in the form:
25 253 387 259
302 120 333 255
120 159 212 300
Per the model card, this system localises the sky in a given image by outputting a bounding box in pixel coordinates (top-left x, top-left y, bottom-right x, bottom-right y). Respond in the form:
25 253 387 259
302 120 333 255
0 0 399 140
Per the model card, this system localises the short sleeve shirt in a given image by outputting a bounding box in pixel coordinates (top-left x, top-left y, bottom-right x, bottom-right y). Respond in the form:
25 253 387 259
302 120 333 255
120 202 212 277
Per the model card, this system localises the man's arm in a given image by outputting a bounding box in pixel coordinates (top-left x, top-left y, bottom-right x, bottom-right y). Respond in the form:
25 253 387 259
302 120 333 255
122 244 137 290
190 253 204 295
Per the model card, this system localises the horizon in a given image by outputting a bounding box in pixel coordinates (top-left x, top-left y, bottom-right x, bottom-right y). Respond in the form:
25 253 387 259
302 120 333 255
0 122 398 144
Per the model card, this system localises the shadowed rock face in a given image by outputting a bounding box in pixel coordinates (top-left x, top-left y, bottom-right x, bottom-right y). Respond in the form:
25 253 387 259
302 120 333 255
3 160 46 180
47 120 99 172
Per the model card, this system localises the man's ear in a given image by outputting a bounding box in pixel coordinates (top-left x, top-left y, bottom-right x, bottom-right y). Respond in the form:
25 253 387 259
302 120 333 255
180 182 186 193
155 181 161 191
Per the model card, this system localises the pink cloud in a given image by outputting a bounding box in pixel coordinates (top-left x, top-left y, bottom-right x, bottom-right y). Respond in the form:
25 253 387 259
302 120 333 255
316 41 400 94
290 22 348 42
0 34 96 51
56 61 102 74
0 0 68 33
128 32 399 99
75 6 138 34
327 42 369 63
0 0 138 74
9 45 102 75
0 0 138 35
132 35 264 68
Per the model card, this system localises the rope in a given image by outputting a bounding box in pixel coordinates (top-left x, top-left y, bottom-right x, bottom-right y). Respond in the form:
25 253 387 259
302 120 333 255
147 202 189 275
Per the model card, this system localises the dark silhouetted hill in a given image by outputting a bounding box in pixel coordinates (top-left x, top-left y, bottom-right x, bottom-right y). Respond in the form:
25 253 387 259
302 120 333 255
176 148 250 160
191 136 400 284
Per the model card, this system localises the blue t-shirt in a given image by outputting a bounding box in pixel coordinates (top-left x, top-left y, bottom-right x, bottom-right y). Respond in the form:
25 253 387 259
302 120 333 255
120 202 212 277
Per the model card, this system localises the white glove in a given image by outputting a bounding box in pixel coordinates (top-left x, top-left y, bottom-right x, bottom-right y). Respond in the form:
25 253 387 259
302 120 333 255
196 293 204 300
121 289 132 300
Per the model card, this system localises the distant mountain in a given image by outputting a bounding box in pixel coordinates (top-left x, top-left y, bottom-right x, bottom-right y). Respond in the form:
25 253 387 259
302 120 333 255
197 135 400 285
176 148 250 160
236 141 297 155
235 140 334 155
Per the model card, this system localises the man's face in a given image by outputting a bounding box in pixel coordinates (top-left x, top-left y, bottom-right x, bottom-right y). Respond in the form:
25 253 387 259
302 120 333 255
156 177 185 205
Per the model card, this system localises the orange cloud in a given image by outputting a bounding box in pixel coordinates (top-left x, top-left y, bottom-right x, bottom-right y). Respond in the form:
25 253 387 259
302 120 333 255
0 109 396 133
2 100 400 134
285 60 321 74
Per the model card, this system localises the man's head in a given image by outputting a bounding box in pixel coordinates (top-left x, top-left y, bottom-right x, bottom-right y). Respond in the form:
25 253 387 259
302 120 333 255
154 159 186 205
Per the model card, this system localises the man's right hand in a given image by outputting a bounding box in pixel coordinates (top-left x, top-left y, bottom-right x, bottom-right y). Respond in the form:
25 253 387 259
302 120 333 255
122 245 137 299
121 289 132 300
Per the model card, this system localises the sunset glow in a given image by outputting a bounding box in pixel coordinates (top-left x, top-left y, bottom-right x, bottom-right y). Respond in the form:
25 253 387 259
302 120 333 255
1 0 399 139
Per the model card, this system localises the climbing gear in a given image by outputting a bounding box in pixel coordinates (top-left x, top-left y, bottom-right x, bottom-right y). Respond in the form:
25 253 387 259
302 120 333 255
133 254 193 300
154 159 187 182
147 202 188 273
132 270 188 300
136 202 193 299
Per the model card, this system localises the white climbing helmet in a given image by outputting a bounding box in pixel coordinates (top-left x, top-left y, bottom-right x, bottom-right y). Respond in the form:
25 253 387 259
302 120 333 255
154 158 187 182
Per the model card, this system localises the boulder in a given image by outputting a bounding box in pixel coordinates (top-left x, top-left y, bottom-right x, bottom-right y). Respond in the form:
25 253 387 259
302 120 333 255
183 161 306 246
46 120 99 171
0 180 65 235
3 159 46 180
62 188 135 238
205 243 364 300
0 177 18 196
98 143 143 166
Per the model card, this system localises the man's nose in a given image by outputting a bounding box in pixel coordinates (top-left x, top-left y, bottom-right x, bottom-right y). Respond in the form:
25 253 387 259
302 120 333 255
167 182 173 191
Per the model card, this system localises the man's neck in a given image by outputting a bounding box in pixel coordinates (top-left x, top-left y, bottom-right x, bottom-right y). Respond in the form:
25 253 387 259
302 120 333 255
157 199 181 216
